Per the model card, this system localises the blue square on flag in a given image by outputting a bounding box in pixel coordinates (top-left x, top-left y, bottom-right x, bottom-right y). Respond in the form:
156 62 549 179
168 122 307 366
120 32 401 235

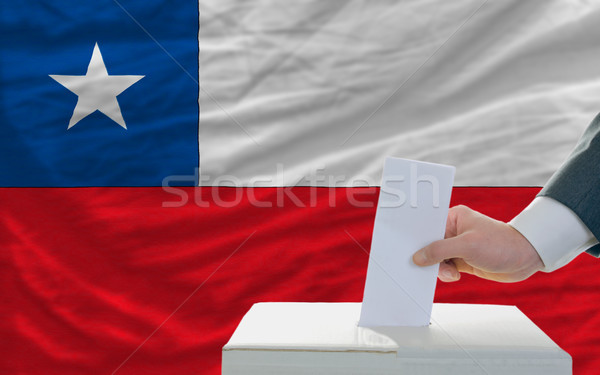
0 1 198 186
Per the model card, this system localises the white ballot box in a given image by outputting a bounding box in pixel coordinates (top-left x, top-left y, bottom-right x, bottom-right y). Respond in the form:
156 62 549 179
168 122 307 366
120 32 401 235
222 302 571 375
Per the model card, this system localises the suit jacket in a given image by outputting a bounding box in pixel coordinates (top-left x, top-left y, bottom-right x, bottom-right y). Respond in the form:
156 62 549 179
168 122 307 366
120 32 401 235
540 113 600 256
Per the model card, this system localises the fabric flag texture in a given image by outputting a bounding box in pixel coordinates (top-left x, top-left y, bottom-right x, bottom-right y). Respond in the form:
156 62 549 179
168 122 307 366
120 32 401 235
2 1 600 375
0 1 198 186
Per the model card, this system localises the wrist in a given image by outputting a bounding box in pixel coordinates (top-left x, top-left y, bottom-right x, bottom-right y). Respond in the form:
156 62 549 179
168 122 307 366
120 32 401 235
507 224 544 278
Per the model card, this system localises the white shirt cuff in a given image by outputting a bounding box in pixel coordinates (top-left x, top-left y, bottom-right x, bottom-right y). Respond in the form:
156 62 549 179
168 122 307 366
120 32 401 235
509 196 598 272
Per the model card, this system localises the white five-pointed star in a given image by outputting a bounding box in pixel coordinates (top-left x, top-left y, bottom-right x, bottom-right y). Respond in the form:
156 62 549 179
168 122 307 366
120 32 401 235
49 43 144 129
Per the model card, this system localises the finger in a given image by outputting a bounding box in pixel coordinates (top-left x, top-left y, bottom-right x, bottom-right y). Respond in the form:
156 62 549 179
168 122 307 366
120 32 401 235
445 205 474 239
451 258 476 275
444 206 460 238
438 260 460 282
413 235 469 266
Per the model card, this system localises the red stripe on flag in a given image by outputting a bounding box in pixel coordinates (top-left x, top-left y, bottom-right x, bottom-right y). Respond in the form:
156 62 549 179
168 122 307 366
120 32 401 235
1 187 597 374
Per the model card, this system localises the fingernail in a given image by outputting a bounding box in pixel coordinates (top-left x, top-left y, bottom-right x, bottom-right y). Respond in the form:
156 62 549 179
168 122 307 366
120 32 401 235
413 251 427 265
441 269 456 280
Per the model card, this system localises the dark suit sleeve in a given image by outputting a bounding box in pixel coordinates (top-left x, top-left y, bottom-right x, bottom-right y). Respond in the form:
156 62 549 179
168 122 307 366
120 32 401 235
539 113 600 257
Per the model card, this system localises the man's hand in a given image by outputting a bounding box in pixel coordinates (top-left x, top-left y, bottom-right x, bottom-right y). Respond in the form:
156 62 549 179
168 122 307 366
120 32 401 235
412 205 544 283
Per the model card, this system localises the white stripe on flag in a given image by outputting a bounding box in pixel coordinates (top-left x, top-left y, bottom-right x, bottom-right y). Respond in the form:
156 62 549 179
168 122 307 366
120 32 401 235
199 0 599 186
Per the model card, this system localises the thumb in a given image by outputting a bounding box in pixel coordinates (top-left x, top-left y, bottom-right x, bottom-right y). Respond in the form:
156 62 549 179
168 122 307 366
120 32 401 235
413 236 469 266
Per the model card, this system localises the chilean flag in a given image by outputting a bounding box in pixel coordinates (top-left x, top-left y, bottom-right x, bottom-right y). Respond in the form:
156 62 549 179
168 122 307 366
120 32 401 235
2 1 599 374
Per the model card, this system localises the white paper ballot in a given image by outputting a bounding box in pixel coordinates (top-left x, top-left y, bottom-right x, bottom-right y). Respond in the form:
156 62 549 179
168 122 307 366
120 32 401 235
359 157 455 327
